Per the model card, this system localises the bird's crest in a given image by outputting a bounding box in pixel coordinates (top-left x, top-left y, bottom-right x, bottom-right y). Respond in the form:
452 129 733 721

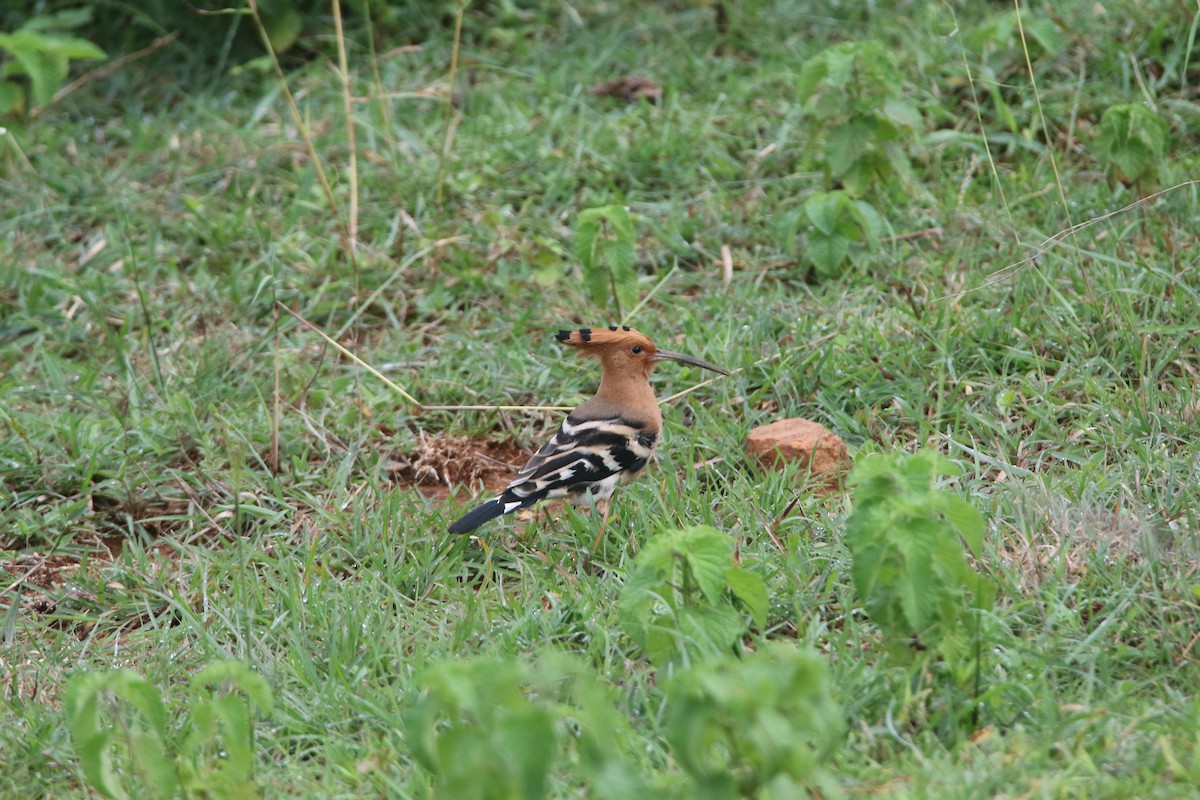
555 326 656 353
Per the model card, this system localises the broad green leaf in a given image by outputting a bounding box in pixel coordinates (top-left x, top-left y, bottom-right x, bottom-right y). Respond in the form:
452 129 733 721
844 449 993 654
501 706 557 800
773 208 806 252
1094 103 1168 183
22 7 95 32
574 209 603 267
574 211 605 304
602 234 638 313
192 660 274 711
678 525 733 604
209 692 254 780
849 198 885 243
939 494 986 555
824 121 869 178
128 727 176 798
265 9 303 53
725 566 768 630
39 34 107 61
65 676 128 800
64 670 173 800
0 78 25 115
881 97 921 131
803 191 842 235
1025 16 1067 54
678 603 744 658
6 36 68 106
895 519 940 631
806 231 849 278
643 616 685 667
665 644 843 795
795 57 829 102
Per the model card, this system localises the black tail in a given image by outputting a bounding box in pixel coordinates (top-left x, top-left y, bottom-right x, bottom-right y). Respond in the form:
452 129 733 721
448 498 507 534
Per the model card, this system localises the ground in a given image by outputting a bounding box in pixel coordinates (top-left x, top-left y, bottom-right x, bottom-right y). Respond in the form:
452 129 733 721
2 0 1200 797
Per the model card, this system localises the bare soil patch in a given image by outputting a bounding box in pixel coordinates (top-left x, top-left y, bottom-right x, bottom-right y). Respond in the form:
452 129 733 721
390 433 528 500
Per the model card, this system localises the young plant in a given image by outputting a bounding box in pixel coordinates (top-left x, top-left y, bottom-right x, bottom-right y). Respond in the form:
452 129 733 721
0 8 106 116
844 449 992 661
788 189 883 279
618 525 767 670
405 654 649 799
665 643 844 800
796 40 921 197
1091 102 1170 192
64 660 274 800
574 204 638 317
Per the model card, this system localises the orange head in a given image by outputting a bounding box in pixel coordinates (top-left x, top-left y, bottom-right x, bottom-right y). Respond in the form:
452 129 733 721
555 326 729 377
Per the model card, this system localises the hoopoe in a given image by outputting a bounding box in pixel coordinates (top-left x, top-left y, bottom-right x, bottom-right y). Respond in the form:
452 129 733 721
448 326 728 543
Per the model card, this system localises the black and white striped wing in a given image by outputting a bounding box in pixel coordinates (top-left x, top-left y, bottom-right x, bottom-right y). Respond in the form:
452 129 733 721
448 415 658 534
503 415 657 506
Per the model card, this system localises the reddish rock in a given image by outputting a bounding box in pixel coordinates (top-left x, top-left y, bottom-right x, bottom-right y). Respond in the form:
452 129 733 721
745 418 850 482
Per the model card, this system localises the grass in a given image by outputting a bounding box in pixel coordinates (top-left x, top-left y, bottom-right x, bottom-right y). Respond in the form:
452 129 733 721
3 0 1200 796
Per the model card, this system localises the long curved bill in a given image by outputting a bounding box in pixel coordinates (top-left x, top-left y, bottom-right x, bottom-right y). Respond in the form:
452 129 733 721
652 349 730 376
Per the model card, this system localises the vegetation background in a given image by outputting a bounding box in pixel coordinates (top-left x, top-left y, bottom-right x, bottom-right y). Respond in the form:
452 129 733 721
2 0 1199 797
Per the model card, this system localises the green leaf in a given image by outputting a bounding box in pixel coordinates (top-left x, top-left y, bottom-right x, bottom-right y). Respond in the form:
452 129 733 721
1093 103 1169 183
803 191 843 235
0 80 24 115
65 675 128 800
43 35 106 61
939 495 986 555
665 644 844 795
601 231 637 313
406 657 567 800
806 231 849 278
725 566 768 630
678 525 733 604
824 121 870 178
848 198 885 243
22 7 95 32
620 526 751 668
574 209 605 304
573 205 638 314
265 9 303 53
1025 16 1067 54
678 603 745 657
844 449 993 656
128 727 176 798
881 97 921 131
192 660 274 711
5 33 68 106
64 669 174 800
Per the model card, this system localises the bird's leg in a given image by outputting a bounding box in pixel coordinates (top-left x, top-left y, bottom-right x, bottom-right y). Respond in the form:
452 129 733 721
589 498 611 556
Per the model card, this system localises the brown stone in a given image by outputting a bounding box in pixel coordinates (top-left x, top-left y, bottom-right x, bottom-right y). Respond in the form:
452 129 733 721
745 418 851 480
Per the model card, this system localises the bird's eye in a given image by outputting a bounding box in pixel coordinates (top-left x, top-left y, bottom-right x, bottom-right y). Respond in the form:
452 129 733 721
631 345 643 355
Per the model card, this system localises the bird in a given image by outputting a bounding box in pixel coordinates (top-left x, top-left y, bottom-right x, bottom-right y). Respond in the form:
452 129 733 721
448 326 728 547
